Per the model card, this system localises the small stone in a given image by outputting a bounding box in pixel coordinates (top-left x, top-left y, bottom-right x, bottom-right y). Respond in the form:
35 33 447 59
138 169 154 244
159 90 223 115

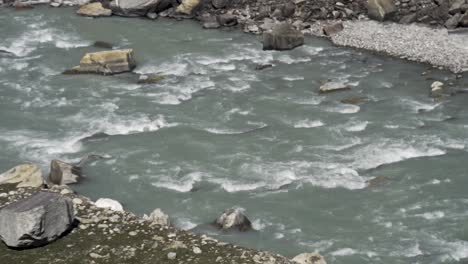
60 188 72 195
0 193 7 198
129 231 137 236
167 252 177 260
72 198 83 205
98 224 109 229
90 252 104 259
193 246 202 254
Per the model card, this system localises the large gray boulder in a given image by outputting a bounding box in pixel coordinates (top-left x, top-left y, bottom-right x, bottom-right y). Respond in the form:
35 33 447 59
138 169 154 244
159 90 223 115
262 23 304 51
143 208 170 226
215 208 252 232
48 160 81 186
367 0 397 21
63 49 136 75
0 164 43 188
0 192 74 248
110 0 160 17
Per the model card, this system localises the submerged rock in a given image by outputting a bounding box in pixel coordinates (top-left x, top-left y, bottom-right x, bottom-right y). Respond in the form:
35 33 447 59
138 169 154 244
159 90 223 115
176 0 200 15
366 176 389 188
143 208 170 226
367 0 396 21
0 191 74 248
48 160 81 186
64 49 136 75
95 198 124 212
215 208 252 232
255 64 273 71
0 164 43 188
430 81 444 97
109 0 159 17
292 252 327 264
76 2 112 17
263 23 304 51
319 81 350 93
137 74 165 84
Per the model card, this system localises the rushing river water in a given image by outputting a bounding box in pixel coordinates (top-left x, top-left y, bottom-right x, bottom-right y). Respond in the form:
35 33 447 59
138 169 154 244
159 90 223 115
1 7 468 264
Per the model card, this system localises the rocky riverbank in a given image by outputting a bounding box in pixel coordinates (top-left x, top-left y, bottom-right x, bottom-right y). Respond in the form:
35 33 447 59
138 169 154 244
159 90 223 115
1 0 468 73
0 174 324 264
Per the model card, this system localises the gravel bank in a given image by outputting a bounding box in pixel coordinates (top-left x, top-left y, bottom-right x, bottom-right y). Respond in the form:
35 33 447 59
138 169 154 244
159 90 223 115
331 20 468 73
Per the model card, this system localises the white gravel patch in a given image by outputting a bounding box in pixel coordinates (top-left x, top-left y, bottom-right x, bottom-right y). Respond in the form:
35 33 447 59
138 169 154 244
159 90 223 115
331 20 468 73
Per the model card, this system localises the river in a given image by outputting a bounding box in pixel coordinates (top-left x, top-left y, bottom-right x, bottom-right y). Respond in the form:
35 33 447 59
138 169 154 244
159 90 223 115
1 7 468 264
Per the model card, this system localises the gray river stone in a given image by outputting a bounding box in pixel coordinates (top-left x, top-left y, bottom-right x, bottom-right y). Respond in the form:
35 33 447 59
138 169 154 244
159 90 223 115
0 192 74 248
262 23 304 51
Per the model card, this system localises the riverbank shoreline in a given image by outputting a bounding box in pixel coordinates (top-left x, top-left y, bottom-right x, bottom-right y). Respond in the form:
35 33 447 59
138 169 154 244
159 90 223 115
1 0 468 73
0 183 305 264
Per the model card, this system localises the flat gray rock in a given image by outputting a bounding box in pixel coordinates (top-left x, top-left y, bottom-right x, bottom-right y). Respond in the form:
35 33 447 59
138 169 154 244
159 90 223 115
0 192 74 248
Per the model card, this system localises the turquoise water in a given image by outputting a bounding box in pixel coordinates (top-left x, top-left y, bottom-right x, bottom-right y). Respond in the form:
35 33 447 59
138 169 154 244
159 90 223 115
1 7 468 264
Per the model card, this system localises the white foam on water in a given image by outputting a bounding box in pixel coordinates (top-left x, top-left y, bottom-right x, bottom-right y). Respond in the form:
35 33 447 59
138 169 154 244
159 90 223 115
325 104 361 114
344 121 369 132
1 27 90 57
437 240 468 261
283 75 305 81
415 211 445 220
294 97 323 105
305 166 367 190
0 130 83 164
151 171 203 193
301 46 324 56
350 140 446 170
401 242 423 257
399 98 441 113
331 248 358 256
293 120 324 128
276 54 312 64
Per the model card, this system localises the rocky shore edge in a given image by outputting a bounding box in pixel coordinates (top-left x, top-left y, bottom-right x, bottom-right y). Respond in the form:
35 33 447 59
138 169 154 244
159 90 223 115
0 163 326 264
1 0 468 73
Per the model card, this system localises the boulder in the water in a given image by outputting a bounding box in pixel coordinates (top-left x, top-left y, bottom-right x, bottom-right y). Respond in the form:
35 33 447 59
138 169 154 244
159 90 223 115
262 23 304 51
0 191 74 248
48 160 81 186
93 41 114 49
292 252 327 264
109 0 159 17
215 208 252 232
217 14 238 27
137 74 166 84
63 49 136 75
367 0 397 21
255 64 273 71
143 208 170 226
76 2 112 17
0 164 43 188
95 198 124 212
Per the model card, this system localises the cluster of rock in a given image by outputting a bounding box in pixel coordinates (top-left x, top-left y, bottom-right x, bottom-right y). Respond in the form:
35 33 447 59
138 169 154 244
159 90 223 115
0 164 326 263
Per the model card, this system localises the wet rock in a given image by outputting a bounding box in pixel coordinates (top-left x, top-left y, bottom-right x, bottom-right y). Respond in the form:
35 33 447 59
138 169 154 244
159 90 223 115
215 208 252 232
366 176 389 187
255 64 273 70
92 41 114 49
63 49 136 75
430 81 444 97
137 74 165 84
217 14 238 27
0 49 15 57
0 192 74 248
445 13 462 29
367 0 397 21
292 252 327 264
176 0 200 15
109 0 159 17
80 132 111 142
143 208 170 226
146 11 158 19
95 198 124 212
212 0 227 9
48 160 81 186
323 22 343 36
262 23 304 51
449 0 466 15
76 2 112 17
203 20 221 29
340 96 369 105
319 81 350 93
0 164 43 188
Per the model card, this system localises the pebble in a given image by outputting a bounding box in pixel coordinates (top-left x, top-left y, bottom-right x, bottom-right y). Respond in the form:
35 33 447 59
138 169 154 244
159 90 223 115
60 188 72 195
0 193 7 198
193 246 202 254
72 198 83 205
167 252 177 260
129 231 137 236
